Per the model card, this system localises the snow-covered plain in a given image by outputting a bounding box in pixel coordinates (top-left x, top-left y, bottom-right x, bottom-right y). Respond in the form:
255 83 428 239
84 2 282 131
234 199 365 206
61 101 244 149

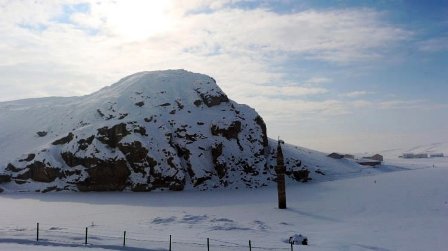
1 157 447 251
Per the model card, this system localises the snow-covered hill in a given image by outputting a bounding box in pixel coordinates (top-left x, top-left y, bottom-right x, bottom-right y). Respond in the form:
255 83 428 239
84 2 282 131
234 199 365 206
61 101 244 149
0 70 364 193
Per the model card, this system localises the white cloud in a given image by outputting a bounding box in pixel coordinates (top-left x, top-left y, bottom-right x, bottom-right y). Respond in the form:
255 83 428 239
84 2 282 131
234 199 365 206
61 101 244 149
418 36 448 52
0 1 412 102
342 91 372 98
305 77 332 85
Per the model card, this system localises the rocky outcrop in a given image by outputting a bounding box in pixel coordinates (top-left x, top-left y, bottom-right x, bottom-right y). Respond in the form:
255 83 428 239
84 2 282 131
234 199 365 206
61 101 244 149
16 161 63 183
211 121 241 140
0 174 11 183
0 70 307 192
52 133 74 145
97 123 130 148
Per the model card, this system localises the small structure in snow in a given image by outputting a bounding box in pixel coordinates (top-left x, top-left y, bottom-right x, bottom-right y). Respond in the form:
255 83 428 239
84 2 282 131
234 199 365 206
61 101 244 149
356 159 381 167
364 154 383 162
289 234 308 245
401 153 429 159
344 154 355 159
328 152 344 159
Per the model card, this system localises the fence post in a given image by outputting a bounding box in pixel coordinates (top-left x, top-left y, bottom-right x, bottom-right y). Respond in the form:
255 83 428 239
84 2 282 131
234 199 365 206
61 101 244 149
85 227 88 245
123 231 126 246
249 240 252 251
207 237 210 251
291 242 294 251
36 223 39 242
169 234 172 251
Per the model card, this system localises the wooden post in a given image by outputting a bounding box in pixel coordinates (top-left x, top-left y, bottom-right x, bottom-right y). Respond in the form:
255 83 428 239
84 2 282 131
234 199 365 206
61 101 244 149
123 231 126 246
169 235 172 251
207 238 210 251
249 240 252 251
85 227 88 245
276 139 287 209
36 223 39 242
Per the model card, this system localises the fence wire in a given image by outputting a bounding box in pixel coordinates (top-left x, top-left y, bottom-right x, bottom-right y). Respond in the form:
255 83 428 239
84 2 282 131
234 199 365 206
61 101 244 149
0 223 298 251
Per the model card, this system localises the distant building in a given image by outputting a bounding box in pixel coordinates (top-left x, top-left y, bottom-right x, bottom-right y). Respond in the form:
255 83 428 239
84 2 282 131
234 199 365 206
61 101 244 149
401 153 414 158
364 154 383 162
343 154 355 159
356 159 381 167
401 153 429 159
430 153 444 158
328 153 344 159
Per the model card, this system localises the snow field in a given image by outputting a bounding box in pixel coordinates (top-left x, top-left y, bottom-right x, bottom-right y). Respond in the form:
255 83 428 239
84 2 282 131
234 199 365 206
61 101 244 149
1 158 447 250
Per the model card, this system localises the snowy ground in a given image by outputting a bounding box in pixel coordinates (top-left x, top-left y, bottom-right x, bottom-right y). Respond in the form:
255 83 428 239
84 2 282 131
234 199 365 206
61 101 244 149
1 157 447 251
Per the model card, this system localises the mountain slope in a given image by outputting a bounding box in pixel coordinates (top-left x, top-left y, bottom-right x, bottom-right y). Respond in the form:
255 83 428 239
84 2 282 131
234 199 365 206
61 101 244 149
0 70 363 192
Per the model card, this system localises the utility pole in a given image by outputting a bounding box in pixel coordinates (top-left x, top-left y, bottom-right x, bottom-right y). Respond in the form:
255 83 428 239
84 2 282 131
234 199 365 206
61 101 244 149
276 138 286 209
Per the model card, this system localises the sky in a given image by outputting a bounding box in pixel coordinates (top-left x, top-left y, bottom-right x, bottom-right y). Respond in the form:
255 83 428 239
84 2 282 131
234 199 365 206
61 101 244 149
0 0 447 153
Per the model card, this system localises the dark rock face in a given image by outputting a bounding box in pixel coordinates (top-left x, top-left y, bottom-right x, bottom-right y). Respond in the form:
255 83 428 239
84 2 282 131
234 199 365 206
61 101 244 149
255 116 268 147
77 135 95 151
52 133 74 145
0 174 11 183
77 158 130 191
97 123 130 148
16 161 63 183
290 169 310 182
195 87 229 107
117 141 157 174
19 154 36 162
211 121 241 140
211 143 226 179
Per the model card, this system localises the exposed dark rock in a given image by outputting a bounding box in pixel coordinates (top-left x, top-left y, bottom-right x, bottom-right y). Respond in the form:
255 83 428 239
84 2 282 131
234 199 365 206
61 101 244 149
149 171 185 191
77 135 95 151
255 116 268 147
135 101 145 107
192 176 211 187
97 109 105 117
42 186 59 193
14 179 27 184
133 126 147 136
193 100 202 107
195 89 229 107
211 143 226 179
0 174 11 183
19 154 36 162
118 113 128 120
211 121 241 140
97 123 130 148
52 133 74 145
131 183 151 192
175 100 184 110
315 169 325 175
290 169 310 182
76 158 131 191
36 131 48 137
17 161 63 183
160 103 171 107
117 141 157 174
6 163 21 172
